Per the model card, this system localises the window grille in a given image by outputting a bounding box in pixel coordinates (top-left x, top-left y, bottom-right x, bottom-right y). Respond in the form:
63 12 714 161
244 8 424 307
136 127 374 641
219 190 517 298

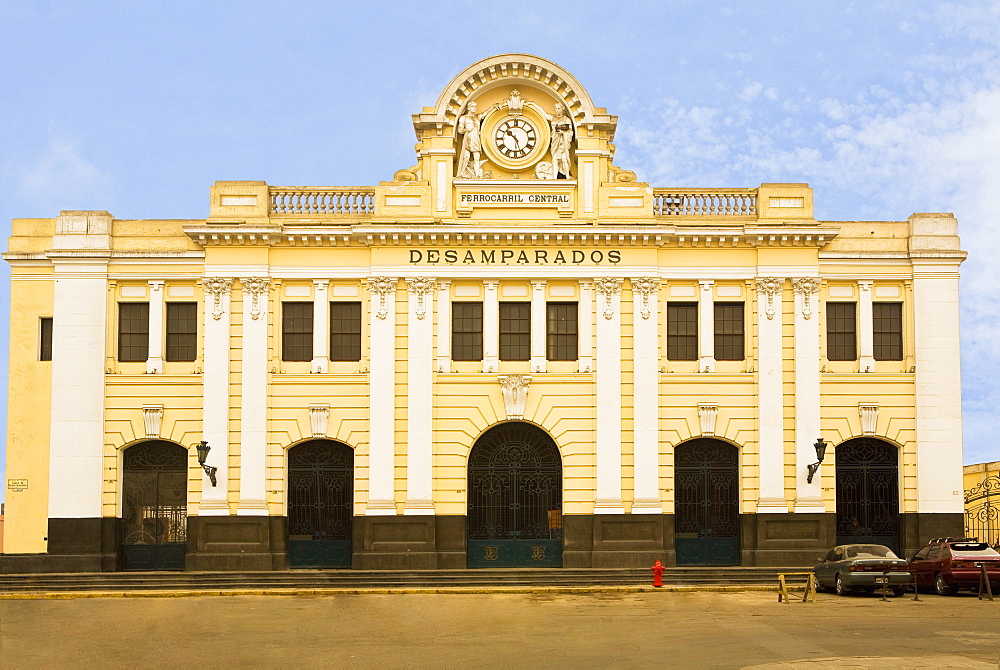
330 302 362 362
667 302 698 360
546 302 578 361
827 302 857 361
452 302 483 361
713 302 744 361
873 302 903 361
165 302 197 362
499 302 530 361
118 302 150 362
282 302 313 361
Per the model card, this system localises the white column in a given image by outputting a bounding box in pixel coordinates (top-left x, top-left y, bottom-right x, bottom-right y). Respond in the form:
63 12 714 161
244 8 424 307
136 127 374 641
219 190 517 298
578 280 593 373
311 280 329 373
405 277 435 514
48 262 108 519
366 277 398 515
792 278 824 512
698 280 715 372
631 278 661 513
237 277 270 515
530 280 547 373
483 279 500 373
594 277 624 513
200 277 233 515
436 280 452 372
858 280 875 372
913 262 964 513
754 277 787 511
146 280 164 374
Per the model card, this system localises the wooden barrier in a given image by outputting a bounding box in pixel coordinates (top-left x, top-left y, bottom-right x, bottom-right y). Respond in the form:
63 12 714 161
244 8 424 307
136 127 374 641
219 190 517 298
777 572 817 603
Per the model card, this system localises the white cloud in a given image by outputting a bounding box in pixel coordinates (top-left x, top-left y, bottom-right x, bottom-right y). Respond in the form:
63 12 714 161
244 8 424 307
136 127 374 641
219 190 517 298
15 137 115 212
739 82 764 102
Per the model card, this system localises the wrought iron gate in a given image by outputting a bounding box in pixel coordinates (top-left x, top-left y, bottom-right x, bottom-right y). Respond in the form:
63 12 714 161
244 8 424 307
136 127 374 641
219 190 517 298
965 475 1000 547
122 441 188 571
467 422 562 568
836 438 900 553
288 440 354 568
674 439 740 565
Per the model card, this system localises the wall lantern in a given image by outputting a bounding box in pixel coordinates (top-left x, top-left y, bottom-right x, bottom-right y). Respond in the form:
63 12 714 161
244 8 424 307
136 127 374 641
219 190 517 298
806 437 829 484
195 440 218 487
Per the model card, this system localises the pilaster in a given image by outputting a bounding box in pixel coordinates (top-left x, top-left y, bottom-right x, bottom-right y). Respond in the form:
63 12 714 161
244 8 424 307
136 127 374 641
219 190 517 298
146 280 164 374
530 280 547 373
698 280 715 372
593 277 624 513
200 277 233 515
405 277 436 514
754 277 786 511
578 280 593 372
366 277 398 515
858 280 875 372
311 280 330 373
483 280 499 373
630 277 661 513
792 277 824 512
237 276 270 515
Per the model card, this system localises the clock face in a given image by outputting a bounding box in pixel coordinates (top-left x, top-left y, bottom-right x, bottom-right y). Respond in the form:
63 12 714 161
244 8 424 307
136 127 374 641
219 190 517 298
494 118 537 159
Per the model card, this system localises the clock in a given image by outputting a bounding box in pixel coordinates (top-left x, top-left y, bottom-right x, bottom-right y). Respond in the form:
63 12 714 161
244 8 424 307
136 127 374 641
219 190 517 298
494 117 538 159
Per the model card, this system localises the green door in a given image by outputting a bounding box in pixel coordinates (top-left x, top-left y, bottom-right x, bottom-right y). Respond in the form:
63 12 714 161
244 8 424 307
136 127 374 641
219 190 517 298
122 441 188 571
288 440 354 568
467 422 562 568
674 439 740 566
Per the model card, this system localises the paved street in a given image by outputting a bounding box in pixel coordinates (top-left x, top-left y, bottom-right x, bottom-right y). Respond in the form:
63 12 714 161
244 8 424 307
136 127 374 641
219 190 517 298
1 590 998 668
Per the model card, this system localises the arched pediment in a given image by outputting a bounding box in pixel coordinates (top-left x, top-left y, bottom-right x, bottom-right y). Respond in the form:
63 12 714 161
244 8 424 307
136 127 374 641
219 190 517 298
413 53 617 135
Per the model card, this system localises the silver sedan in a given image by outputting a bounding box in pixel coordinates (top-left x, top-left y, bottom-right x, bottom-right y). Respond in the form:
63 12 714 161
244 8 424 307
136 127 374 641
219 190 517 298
813 544 911 596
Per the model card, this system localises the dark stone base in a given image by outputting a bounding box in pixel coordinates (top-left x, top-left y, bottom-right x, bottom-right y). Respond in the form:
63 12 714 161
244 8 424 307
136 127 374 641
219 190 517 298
741 514 835 566
564 514 673 568
0 518 120 573
899 512 964 560
185 516 287 571
352 515 466 569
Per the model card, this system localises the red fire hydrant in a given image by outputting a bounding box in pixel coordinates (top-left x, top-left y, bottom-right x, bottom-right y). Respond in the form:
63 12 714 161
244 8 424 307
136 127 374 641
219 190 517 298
651 559 664 588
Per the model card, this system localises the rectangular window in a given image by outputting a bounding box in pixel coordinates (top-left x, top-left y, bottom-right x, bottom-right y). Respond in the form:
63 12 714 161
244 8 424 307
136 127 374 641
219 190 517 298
873 302 903 361
282 302 313 362
165 302 197 362
452 302 483 361
546 302 578 361
714 302 745 361
827 302 857 361
499 302 530 361
667 302 698 360
330 301 362 362
118 302 149 362
39 317 53 361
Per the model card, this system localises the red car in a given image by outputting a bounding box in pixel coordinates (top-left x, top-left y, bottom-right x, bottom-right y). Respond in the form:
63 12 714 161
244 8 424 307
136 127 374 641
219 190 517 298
909 537 1000 595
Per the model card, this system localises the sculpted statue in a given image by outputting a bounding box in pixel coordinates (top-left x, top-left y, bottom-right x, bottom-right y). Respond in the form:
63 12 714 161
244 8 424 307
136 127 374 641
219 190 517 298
534 161 556 180
549 103 574 178
456 102 485 179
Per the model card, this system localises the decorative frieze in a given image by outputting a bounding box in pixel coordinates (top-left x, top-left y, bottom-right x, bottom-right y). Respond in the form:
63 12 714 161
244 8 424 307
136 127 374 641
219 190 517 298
859 403 879 436
142 405 163 438
241 276 270 320
309 404 330 437
594 277 623 320
754 277 783 320
406 277 436 320
792 277 821 320
498 374 532 420
631 277 659 320
202 277 233 320
698 403 718 437
367 277 397 320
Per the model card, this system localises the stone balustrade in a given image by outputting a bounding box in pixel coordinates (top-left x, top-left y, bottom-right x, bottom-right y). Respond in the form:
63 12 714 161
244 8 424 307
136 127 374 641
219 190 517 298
270 187 375 215
653 189 757 217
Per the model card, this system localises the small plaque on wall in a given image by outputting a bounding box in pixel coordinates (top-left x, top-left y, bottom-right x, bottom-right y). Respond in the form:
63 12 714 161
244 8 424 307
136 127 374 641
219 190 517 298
7 478 28 491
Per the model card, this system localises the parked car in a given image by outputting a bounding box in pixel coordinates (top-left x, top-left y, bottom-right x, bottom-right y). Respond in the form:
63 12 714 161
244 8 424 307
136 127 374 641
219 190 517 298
908 537 1000 595
813 544 911 596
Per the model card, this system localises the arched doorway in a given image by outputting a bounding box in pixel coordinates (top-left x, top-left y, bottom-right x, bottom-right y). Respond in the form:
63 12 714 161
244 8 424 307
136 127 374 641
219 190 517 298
467 422 562 568
122 440 188 571
287 439 354 568
674 438 740 566
836 437 900 553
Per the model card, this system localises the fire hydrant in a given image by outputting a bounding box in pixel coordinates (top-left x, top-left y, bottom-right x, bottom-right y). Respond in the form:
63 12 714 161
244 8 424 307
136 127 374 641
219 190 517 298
651 559 664 587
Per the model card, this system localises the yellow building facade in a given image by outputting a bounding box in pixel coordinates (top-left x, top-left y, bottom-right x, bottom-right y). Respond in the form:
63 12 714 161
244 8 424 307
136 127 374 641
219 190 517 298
1 54 967 572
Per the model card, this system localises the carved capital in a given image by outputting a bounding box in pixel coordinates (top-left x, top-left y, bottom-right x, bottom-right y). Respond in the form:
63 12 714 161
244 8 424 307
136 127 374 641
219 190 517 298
241 276 271 320
202 277 233 320
366 277 397 320
594 277 623 320
406 277 436 320
792 277 821 320
631 277 659 320
753 277 784 320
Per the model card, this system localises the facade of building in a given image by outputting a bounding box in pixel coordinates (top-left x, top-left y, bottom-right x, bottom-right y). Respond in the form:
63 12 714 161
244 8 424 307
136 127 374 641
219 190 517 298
1 54 966 572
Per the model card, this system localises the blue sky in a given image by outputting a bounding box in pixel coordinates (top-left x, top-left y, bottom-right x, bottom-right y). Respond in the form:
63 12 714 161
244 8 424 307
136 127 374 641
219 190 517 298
1 1 997 496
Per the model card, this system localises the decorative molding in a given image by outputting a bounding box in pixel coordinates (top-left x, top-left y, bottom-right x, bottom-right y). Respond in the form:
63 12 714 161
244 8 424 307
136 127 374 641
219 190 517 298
142 405 164 438
859 402 879 436
792 277 821 320
406 277 436 320
202 277 233 320
367 277 397 320
698 403 718 437
753 277 784 320
498 374 532 420
241 276 270 320
593 277 623 320
309 404 330 437
631 277 659 320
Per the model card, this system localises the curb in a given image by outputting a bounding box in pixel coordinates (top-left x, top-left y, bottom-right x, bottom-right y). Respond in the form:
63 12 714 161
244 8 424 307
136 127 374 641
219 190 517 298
0 585 779 599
